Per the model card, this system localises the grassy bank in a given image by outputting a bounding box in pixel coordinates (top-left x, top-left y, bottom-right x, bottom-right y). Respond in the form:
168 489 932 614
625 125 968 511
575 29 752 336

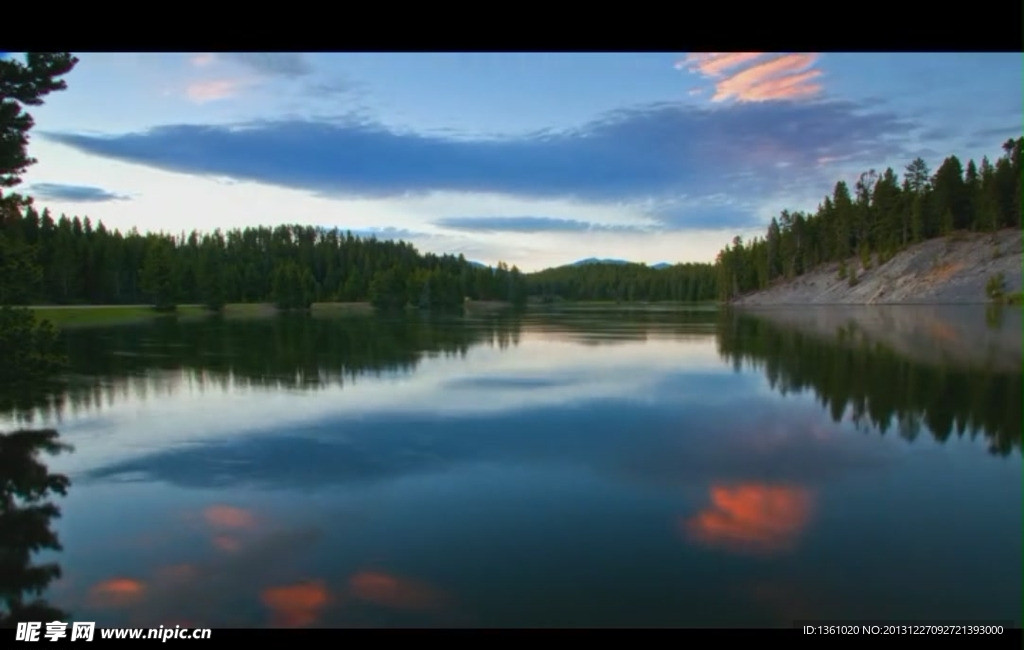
30 304 208 327
29 302 379 327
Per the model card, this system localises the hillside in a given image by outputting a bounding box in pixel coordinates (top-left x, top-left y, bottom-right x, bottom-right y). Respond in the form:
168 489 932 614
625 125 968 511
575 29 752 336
733 229 1022 305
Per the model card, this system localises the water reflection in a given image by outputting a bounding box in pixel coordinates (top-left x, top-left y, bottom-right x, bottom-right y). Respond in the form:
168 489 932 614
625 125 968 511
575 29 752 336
0 429 72 626
684 484 815 555
2 305 1019 627
260 581 329 627
718 306 1022 455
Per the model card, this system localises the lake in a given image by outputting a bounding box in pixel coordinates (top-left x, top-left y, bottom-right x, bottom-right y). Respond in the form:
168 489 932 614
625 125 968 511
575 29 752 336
2 304 1020 628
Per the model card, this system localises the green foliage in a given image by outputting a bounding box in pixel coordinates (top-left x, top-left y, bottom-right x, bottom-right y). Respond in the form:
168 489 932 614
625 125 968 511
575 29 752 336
838 259 848 280
0 53 72 406
0 53 78 189
859 245 871 270
532 261 716 302
0 306 64 389
139 237 177 311
369 267 407 310
848 267 859 287
272 260 316 310
197 236 226 311
985 273 1006 301
0 227 41 304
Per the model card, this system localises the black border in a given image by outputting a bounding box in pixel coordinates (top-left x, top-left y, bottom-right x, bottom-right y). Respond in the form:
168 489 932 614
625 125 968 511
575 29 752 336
60 627 1024 647
5 3 1024 51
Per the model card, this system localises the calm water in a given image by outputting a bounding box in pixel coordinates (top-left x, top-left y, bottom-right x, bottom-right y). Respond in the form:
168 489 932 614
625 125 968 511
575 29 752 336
2 305 1021 628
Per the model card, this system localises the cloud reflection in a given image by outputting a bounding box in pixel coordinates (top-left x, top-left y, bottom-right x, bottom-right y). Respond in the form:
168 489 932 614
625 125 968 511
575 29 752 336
260 580 330 627
203 505 257 530
88 578 146 608
349 571 445 611
684 483 814 554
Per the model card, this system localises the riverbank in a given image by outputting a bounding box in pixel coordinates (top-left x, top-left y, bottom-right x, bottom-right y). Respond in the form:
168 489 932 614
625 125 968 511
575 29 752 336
733 229 1022 305
28 302 375 327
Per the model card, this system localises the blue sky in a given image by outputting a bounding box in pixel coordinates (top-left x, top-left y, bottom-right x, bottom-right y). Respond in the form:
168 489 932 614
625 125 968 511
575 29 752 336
10 52 1023 271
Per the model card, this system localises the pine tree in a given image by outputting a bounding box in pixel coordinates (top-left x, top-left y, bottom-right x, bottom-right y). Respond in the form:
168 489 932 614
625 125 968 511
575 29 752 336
139 237 177 311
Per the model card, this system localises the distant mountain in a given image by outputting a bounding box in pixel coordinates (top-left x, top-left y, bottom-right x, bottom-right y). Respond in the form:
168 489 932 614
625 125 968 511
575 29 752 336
567 258 675 269
468 260 489 269
570 257 631 266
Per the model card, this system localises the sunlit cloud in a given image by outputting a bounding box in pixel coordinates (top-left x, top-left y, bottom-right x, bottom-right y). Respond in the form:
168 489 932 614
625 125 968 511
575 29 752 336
88 578 146 608
679 52 767 77
261 581 330 627
349 571 445 611
679 52 824 103
185 79 250 103
190 53 214 67
683 483 815 554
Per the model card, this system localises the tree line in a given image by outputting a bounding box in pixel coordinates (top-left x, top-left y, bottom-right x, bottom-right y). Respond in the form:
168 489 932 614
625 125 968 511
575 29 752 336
527 262 717 302
716 137 1023 300
0 212 531 310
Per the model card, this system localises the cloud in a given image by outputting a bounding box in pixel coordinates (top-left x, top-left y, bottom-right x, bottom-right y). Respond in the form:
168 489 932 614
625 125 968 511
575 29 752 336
188 53 313 78
678 52 767 77
305 80 353 98
680 52 824 103
186 79 251 103
347 226 421 240
29 183 129 202
221 53 313 78
973 124 1023 140
435 216 650 233
46 100 916 228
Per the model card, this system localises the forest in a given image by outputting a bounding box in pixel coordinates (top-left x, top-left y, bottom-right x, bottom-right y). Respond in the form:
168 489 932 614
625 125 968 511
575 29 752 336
0 212 532 310
716 137 1023 300
526 261 717 302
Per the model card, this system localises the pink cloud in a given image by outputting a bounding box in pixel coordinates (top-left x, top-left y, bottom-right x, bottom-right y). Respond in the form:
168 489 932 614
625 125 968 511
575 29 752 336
679 52 767 77
678 52 824 103
742 68 823 101
186 79 248 103
190 53 215 67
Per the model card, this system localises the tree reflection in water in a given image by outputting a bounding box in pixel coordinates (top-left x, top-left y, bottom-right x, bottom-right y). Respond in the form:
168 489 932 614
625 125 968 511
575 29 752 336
0 429 72 625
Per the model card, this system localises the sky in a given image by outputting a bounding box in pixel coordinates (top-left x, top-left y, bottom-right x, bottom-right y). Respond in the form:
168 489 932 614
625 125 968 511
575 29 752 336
5 52 1022 271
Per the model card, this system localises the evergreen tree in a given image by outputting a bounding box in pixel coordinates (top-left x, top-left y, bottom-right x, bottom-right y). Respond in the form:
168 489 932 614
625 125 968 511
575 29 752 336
271 259 315 310
139 237 177 311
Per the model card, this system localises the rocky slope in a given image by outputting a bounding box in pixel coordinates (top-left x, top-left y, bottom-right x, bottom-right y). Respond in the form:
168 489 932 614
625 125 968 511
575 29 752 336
733 229 1022 305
